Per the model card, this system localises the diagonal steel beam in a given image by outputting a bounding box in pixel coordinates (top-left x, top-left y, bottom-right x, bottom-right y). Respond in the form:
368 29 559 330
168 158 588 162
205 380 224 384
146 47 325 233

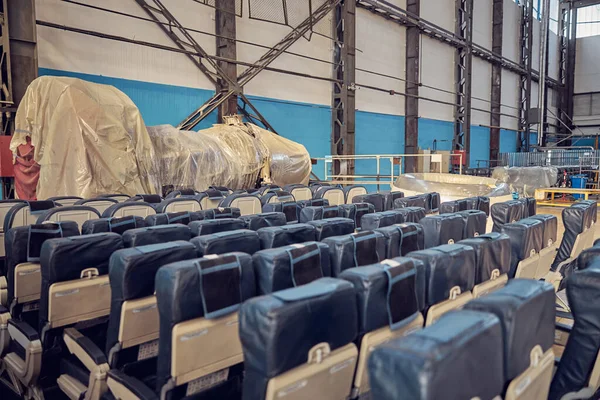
178 0 341 131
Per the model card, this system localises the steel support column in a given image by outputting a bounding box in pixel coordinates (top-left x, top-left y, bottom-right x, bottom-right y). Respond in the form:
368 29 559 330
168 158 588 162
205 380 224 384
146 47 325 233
405 0 419 173
518 0 534 152
331 0 356 177
537 0 551 146
454 0 473 166
490 0 503 164
1 0 37 135
215 0 237 121
558 1 575 146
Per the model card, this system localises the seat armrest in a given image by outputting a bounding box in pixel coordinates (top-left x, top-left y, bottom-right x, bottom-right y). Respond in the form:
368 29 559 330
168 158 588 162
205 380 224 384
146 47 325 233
107 370 158 400
556 321 573 334
63 328 107 368
8 318 39 341
0 306 11 356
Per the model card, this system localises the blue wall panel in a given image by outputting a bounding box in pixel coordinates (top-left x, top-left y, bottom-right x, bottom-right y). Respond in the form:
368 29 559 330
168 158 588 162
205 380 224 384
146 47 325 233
470 126 490 168
418 118 454 151
500 129 518 153
355 111 405 190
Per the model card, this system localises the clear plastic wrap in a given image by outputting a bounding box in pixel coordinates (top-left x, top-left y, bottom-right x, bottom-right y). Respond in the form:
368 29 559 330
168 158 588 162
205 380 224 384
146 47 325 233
392 173 511 199
12 78 312 198
12 76 156 199
492 166 558 196
145 117 311 193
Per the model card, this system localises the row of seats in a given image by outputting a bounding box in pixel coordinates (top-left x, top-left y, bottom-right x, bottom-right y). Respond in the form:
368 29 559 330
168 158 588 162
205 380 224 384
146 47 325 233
0 208 516 400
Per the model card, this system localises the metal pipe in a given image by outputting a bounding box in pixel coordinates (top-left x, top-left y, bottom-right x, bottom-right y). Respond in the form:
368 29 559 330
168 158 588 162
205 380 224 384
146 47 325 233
537 0 551 145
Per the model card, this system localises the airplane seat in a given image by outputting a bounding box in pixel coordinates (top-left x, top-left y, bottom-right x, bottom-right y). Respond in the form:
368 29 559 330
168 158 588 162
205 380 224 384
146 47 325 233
368 309 504 400
375 222 425 259
257 223 317 249
239 212 287 230
501 218 544 280
239 278 358 400
351 193 386 212
407 244 476 326
81 216 146 235
343 185 368 205
189 218 247 237
339 203 375 230
465 279 555 400
107 252 255 399
419 213 466 248
307 217 355 241
253 242 331 294
339 257 426 398
459 232 511 298
191 229 261 257
322 231 386 277
122 225 192 248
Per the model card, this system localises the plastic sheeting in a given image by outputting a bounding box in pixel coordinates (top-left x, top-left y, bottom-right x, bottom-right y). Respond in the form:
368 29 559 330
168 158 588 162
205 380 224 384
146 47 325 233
12 76 156 199
147 118 313 193
12 77 312 199
393 173 510 199
492 166 558 196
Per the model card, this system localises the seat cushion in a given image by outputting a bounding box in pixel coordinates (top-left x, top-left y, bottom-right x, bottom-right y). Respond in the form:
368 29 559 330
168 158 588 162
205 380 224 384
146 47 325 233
368 310 504 400
407 244 476 307
257 223 317 249
189 218 247 237
39 233 124 327
458 233 511 283
191 229 261 256
81 216 146 235
155 252 255 391
501 218 543 278
339 203 375 229
252 242 331 294
106 241 197 354
239 278 358 400
122 225 192 248
464 279 554 381
322 231 386 276
339 257 426 338
307 217 355 241
419 214 466 248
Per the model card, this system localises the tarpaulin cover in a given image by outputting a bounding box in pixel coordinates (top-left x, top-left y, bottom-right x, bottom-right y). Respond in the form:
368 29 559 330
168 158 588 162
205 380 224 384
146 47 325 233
13 76 156 199
13 77 311 199
492 166 558 196
394 173 510 199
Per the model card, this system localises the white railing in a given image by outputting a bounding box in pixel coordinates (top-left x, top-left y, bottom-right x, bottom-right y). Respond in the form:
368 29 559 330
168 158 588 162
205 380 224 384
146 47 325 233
311 153 464 189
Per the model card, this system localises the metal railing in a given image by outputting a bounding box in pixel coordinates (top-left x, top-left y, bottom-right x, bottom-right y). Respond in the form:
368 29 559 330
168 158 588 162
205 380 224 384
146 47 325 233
500 147 598 168
312 153 464 190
